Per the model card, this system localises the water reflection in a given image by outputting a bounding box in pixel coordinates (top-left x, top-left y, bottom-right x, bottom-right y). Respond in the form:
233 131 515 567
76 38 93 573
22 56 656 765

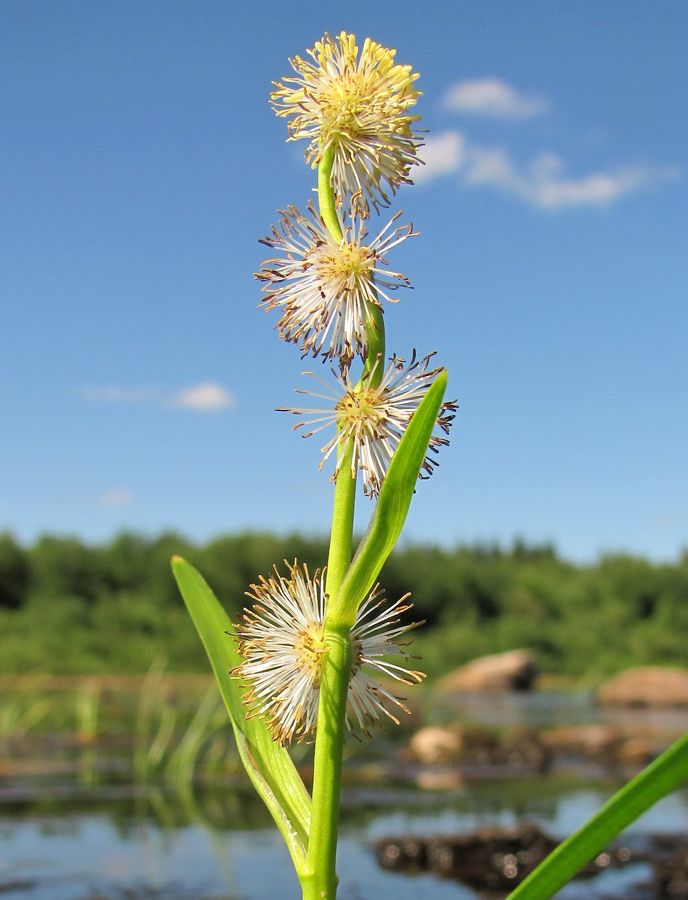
2 688 687 897
1 776 687 898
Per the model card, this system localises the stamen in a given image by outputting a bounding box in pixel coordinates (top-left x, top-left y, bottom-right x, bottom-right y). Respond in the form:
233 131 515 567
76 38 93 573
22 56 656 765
256 203 415 364
270 32 423 218
280 354 458 497
232 562 424 744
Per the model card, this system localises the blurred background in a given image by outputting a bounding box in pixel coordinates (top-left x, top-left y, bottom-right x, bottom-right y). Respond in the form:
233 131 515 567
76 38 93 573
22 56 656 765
2 2 687 897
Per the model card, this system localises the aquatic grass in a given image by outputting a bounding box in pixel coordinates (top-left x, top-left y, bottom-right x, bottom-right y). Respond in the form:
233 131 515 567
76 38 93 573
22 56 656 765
75 680 101 745
0 671 239 787
132 659 230 785
0 694 54 741
165 685 226 787
133 656 178 781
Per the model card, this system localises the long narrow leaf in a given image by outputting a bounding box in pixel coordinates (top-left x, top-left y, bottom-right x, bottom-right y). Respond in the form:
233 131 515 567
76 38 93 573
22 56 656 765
172 557 311 874
332 370 448 625
507 731 688 899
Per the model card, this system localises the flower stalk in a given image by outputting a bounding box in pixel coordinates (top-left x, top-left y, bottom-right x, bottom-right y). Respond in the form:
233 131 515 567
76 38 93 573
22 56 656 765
258 40 446 900
303 624 351 899
232 32 449 898
305 157 359 897
317 147 343 241
316 147 387 383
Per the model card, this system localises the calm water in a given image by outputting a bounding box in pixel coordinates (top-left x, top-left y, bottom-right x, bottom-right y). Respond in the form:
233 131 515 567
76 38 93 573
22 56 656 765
2 692 687 898
2 778 687 898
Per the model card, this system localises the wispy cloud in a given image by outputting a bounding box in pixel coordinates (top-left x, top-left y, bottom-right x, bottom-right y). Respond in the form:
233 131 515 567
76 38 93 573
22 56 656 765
444 78 548 120
416 129 680 210
463 145 680 210
99 488 133 508
83 381 235 413
169 382 234 412
413 131 465 184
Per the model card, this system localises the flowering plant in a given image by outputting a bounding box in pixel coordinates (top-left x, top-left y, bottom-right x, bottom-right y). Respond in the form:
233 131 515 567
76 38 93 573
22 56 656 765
174 32 454 897
172 31 688 900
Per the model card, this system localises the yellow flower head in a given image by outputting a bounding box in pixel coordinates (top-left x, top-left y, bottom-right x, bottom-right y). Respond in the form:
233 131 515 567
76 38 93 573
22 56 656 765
271 32 422 218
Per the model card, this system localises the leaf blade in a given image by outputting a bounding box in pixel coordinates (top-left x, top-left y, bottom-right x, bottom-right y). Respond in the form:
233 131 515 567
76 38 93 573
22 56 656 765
172 556 311 873
507 731 688 899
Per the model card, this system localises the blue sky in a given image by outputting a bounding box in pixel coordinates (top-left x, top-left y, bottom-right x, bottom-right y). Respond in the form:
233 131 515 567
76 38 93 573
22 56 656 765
2 1 687 561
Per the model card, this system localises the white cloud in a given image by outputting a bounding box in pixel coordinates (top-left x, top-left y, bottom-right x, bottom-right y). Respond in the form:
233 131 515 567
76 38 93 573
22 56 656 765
464 146 680 210
99 488 133 508
414 131 465 184
444 78 548 120
413 128 680 210
169 381 235 412
83 381 235 412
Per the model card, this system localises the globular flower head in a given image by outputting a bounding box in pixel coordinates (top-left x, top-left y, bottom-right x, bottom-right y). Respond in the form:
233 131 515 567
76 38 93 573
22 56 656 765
279 352 457 498
232 561 424 745
256 203 415 365
271 32 423 218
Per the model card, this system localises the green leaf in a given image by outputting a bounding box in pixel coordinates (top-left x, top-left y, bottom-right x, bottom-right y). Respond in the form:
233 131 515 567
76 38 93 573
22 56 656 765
172 557 311 874
330 370 448 627
507 731 688 899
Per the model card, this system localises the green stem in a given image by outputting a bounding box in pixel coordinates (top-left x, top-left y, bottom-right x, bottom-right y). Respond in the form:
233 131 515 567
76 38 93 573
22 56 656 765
303 625 352 899
304 148 390 898
317 145 385 386
318 147 343 241
362 301 385 387
302 157 359 900
325 442 357 600
317 150 358 604
303 435 355 900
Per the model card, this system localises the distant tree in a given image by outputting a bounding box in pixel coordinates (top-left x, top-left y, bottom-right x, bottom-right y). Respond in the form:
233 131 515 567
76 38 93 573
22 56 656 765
381 544 454 626
281 532 329 573
197 535 246 614
2 530 685 677
29 535 102 603
0 532 30 609
148 531 197 606
511 538 556 562
598 554 660 621
100 532 151 593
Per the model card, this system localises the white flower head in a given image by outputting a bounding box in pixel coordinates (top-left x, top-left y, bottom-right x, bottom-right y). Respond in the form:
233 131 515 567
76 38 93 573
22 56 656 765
232 561 424 745
270 32 423 218
256 203 415 366
279 352 457 498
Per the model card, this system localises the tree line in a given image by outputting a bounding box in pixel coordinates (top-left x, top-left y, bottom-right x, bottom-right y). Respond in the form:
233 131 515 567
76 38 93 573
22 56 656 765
1 531 686 679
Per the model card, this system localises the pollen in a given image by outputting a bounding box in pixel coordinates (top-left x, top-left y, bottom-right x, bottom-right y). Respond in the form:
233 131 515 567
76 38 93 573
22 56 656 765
336 386 387 432
270 32 423 217
295 621 327 683
317 242 374 284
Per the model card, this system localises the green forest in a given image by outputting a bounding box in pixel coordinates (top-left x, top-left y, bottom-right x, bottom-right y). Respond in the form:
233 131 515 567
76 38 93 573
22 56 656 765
1 531 687 682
